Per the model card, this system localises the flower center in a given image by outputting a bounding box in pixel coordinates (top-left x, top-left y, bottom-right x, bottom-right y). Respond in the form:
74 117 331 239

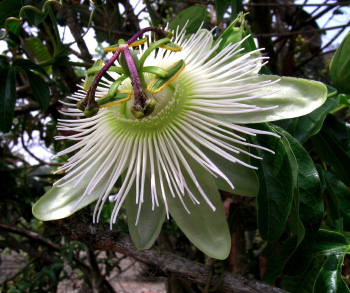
76 27 185 120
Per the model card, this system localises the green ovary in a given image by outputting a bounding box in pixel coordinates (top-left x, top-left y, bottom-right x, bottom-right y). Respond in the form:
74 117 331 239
108 79 188 133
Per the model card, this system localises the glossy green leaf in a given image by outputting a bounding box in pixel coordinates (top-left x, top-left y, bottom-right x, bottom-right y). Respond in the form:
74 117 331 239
0 66 16 133
215 75 327 124
126 178 166 250
277 129 304 241
25 70 50 111
282 131 323 235
280 230 350 293
313 230 350 293
248 123 294 242
164 156 231 259
324 172 350 231
330 32 350 94
323 170 350 231
0 0 22 28
311 115 350 185
276 95 339 145
281 256 328 293
168 6 208 36
263 237 300 284
262 127 322 283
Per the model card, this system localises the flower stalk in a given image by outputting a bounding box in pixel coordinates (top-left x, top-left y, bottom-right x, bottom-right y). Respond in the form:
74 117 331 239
77 27 175 118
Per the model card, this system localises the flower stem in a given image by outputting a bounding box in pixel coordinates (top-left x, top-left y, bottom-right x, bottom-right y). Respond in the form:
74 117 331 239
82 27 170 112
83 47 122 109
123 46 149 111
330 104 348 114
327 90 338 98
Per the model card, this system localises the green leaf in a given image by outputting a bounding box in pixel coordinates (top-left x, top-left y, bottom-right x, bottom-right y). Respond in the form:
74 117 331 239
311 115 350 185
22 0 48 26
276 95 339 145
215 0 229 24
330 32 350 94
126 178 166 250
323 170 350 231
0 0 22 28
24 37 52 73
164 156 231 259
12 58 49 77
168 6 208 36
313 230 350 293
0 55 9 67
323 172 350 231
214 75 328 125
0 66 16 133
276 128 323 234
248 123 294 242
262 127 322 283
281 255 328 293
281 230 350 293
230 0 243 20
25 70 50 111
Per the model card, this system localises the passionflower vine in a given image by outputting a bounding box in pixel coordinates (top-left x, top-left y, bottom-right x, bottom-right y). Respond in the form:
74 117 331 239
33 23 327 259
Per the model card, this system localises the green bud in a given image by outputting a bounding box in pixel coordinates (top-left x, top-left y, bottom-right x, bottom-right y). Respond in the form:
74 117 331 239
214 13 256 54
130 98 156 119
329 32 350 94
76 100 86 112
83 107 100 118
144 97 156 117
130 108 146 119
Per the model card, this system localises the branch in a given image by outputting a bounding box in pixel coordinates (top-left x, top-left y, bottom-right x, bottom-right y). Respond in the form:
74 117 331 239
255 24 350 38
0 221 89 272
58 3 93 63
294 22 349 71
55 210 287 293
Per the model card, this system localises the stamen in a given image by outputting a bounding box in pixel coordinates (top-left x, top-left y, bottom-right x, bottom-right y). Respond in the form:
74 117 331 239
122 46 155 119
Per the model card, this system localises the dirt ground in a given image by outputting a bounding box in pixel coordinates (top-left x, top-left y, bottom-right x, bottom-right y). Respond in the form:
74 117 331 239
0 249 166 293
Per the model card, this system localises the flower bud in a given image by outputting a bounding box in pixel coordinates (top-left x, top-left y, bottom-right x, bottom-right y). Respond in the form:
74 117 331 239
76 100 86 112
84 107 99 117
329 32 350 94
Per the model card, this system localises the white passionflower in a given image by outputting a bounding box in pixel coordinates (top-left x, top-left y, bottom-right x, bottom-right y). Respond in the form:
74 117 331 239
33 25 327 259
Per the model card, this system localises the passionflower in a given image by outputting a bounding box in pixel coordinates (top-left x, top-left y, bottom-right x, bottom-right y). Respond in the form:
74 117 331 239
33 23 327 259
